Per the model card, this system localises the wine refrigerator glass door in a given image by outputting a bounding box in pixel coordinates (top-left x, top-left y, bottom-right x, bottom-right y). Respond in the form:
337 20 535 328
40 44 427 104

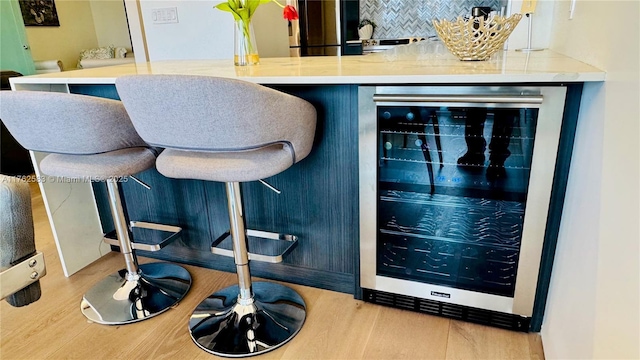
359 86 567 316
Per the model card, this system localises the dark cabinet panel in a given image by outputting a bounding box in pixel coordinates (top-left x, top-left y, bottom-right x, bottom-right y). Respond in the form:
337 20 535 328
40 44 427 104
249 85 360 275
80 84 359 294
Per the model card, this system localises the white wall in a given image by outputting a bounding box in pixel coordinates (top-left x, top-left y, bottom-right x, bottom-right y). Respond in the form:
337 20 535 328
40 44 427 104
507 0 554 49
542 1 640 359
137 0 289 61
542 81 603 359
90 0 132 50
252 3 289 58
139 0 234 61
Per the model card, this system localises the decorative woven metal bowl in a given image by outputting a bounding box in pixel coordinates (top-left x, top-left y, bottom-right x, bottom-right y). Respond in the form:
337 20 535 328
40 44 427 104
433 14 522 61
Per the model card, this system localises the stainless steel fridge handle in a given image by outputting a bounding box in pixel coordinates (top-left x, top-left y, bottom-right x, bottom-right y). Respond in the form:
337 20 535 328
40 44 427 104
372 94 544 104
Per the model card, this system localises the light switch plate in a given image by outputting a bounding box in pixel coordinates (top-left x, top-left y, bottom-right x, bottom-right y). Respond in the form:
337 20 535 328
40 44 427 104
151 7 178 24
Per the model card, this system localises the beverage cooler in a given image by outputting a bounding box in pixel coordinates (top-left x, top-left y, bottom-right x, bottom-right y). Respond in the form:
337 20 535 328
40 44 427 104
358 86 567 331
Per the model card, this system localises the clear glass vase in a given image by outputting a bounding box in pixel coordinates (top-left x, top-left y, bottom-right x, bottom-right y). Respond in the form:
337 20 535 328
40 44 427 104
234 19 259 66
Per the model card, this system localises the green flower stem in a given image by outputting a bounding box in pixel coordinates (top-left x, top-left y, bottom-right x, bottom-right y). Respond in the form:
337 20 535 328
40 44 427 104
238 19 255 55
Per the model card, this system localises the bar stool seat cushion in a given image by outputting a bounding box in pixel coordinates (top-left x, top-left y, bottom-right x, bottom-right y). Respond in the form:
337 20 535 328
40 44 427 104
40 147 156 180
156 144 294 183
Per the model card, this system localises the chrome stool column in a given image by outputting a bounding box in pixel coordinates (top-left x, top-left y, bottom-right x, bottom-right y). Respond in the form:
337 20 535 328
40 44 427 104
117 74 316 357
189 182 305 356
80 178 192 325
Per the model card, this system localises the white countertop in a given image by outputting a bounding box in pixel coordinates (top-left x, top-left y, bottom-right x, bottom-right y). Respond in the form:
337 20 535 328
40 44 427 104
11 49 605 86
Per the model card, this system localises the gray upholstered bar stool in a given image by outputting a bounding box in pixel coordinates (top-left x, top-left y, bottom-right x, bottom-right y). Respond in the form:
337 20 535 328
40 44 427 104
0 91 191 324
116 75 316 357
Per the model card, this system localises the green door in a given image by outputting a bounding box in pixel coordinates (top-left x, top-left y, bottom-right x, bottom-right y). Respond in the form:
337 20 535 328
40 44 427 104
0 0 36 76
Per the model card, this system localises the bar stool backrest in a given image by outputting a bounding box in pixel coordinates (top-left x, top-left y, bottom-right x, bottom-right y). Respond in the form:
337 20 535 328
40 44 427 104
116 75 317 163
0 91 146 155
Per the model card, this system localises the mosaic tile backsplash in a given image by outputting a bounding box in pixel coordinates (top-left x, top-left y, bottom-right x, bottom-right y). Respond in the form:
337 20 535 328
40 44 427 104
360 0 505 39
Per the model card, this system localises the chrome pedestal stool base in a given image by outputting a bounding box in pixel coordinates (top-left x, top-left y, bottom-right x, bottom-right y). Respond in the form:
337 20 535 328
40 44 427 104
81 262 191 325
189 282 306 357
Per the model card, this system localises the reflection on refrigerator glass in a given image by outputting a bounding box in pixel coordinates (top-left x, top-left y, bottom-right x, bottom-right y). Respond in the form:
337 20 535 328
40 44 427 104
377 105 538 297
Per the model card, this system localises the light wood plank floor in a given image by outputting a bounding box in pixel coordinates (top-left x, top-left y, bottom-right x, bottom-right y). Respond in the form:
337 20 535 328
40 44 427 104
1 182 545 360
